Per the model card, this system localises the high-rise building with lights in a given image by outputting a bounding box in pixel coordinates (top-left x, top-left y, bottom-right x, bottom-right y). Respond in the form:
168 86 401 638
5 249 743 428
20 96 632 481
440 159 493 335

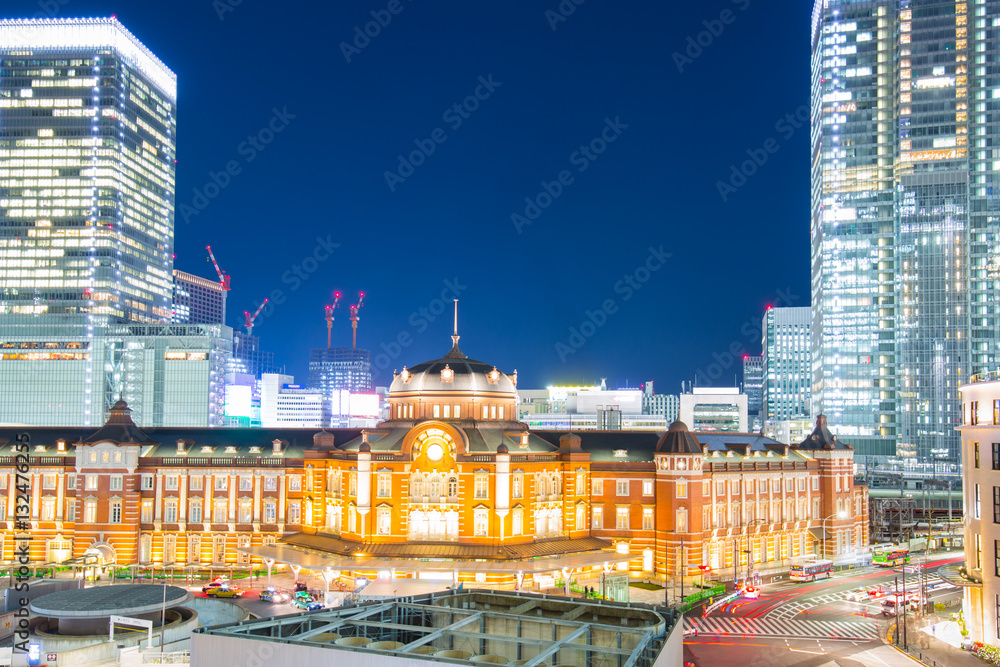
742 355 764 429
764 306 811 421
0 17 177 323
810 0 999 459
172 270 226 325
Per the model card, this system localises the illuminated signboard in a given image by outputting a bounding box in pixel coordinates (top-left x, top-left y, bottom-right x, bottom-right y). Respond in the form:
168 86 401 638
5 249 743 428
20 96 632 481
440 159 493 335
223 384 252 418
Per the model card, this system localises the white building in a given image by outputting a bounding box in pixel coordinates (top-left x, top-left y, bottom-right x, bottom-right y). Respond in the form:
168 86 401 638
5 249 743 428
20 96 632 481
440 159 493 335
958 373 1000 643
516 385 657 431
260 373 328 428
678 388 748 433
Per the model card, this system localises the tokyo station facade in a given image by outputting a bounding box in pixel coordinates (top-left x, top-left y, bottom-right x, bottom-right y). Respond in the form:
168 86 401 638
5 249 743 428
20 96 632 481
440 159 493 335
0 333 869 587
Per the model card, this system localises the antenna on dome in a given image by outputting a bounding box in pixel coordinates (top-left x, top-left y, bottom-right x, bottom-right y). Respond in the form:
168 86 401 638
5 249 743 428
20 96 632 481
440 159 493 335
446 299 466 359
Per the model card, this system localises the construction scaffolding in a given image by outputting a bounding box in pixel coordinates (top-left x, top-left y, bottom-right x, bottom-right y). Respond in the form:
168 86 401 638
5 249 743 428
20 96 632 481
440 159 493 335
870 496 917 545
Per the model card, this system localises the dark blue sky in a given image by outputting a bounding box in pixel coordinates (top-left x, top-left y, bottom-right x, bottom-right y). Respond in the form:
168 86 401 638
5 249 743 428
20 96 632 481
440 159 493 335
10 0 812 391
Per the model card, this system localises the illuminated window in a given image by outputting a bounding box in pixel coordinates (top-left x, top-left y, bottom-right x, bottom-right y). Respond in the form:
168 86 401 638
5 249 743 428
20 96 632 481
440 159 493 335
616 480 629 496
188 500 201 523
240 476 252 491
377 506 391 535
512 472 523 499
676 481 686 498
264 500 276 523
377 471 391 498
513 507 523 536
643 480 654 495
474 474 488 499
214 476 228 491
264 476 277 491
593 506 603 529
474 508 488 536
110 475 123 491
642 507 654 531
84 500 97 523
165 475 178 491
593 479 603 495
239 500 252 523
164 500 177 523
616 506 629 530
288 501 301 525
85 475 98 491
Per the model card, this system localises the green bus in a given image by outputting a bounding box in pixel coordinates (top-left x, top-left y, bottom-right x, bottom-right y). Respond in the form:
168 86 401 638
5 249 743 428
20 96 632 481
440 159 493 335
873 547 910 567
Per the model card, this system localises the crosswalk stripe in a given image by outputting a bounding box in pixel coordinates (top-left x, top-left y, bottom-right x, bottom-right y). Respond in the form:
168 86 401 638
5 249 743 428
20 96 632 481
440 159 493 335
684 616 877 639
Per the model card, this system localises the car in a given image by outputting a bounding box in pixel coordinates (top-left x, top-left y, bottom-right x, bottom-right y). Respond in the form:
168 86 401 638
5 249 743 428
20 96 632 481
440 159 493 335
201 577 229 593
866 587 886 599
742 586 760 600
292 592 323 611
206 586 243 599
259 587 288 604
844 587 869 602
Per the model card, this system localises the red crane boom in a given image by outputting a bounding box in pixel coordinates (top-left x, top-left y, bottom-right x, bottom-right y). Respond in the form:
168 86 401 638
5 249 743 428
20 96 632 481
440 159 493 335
205 245 231 291
350 293 364 350
244 299 268 336
325 292 341 349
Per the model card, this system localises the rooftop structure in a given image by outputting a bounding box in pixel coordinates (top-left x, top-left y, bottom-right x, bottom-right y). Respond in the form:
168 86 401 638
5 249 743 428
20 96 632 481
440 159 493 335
191 589 681 667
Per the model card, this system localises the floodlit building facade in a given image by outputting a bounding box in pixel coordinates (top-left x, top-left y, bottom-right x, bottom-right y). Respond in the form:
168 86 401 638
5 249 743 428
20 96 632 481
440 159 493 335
0 333 868 590
172 270 226 325
958 373 1000 643
764 306 811 421
0 18 177 325
810 0 1000 460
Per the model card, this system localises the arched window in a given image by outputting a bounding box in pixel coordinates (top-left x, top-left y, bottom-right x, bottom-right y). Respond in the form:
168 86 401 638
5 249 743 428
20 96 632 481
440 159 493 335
538 476 548 497
428 474 442 499
411 474 425 499
552 474 561 496
447 477 459 499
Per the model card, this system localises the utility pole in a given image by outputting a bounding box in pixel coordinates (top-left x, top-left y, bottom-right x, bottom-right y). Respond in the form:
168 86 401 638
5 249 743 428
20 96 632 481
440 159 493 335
894 575 900 645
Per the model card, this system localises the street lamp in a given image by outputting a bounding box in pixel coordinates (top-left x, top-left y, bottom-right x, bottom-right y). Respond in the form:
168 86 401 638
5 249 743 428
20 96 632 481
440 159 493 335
664 530 685 607
821 511 849 559
739 519 768 587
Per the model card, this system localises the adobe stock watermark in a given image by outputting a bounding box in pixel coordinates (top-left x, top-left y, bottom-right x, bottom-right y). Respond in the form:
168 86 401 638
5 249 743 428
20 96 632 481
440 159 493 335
691 286 800 386
545 0 588 30
213 0 243 21
12 433 31 655
384 75 501 191
555 245 671 362
511 116 628 234
180 107 296 224
340 0 416 63
715 104 808 202
251 236 341 319
372 278 467 375
672 0 751 73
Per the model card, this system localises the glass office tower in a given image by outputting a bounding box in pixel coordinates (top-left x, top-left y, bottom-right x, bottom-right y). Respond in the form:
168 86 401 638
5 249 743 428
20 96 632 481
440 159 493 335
764 306 812 420
0 18 176 324
811 0 1000 460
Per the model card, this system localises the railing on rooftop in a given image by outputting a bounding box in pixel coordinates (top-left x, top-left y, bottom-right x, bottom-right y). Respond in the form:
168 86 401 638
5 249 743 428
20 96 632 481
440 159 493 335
969 369 1000 384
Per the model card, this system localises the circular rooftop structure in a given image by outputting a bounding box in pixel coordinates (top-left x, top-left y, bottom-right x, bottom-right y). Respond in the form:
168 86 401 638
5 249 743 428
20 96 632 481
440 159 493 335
30 584 191 618
390 356 516 396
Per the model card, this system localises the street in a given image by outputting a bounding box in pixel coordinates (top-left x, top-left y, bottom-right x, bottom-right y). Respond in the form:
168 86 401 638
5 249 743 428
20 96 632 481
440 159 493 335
684 553 964 666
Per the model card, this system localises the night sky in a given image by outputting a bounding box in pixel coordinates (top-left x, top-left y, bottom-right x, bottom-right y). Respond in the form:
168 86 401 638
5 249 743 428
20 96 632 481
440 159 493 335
7 0 812 392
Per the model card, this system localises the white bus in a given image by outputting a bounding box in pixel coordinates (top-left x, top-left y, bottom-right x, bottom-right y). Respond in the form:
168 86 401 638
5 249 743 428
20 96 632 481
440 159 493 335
790 559 833 582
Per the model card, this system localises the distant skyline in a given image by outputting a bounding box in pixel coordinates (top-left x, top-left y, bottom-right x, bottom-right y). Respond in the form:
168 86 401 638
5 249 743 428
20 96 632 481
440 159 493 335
3 0 811 393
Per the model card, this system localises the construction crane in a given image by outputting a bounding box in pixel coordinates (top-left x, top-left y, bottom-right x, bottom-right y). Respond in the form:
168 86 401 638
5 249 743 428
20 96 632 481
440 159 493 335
325 292 341 349
244 299 268 336
350 293 364 350
205 245 231 291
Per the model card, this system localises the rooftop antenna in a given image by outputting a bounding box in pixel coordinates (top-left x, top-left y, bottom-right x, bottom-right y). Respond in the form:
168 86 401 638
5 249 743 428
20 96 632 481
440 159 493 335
446 299 466 358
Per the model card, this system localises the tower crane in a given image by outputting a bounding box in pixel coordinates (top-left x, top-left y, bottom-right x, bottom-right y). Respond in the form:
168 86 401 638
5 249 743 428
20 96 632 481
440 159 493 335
350 293 364 350
205 245 231 290
244 299 268 336
325 292 341 349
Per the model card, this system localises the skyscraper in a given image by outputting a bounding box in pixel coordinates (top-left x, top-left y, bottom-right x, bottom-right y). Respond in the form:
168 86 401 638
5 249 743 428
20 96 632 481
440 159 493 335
764 306 811 421
742 354 764 427
810 0 998 459
0 18 176 323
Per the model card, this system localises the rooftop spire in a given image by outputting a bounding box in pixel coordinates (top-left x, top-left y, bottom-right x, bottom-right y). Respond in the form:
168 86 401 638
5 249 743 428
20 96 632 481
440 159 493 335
446 299 467 359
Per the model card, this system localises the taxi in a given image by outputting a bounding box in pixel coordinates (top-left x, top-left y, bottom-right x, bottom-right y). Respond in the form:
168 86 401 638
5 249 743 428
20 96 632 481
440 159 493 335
206 585 243 599
742 586 760 600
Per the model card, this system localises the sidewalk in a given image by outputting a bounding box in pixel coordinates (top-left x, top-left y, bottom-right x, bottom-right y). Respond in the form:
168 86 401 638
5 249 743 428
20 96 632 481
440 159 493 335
886 616 985 667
